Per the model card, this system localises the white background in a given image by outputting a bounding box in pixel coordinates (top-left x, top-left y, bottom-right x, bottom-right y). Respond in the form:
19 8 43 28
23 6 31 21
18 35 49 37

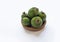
0 0 60 42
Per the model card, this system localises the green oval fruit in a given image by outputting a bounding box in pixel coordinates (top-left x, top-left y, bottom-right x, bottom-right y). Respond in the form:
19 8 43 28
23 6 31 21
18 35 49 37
31 16 43 28
39 11 46 22
22 17 30 26
21 12 28 18
28 7 39 18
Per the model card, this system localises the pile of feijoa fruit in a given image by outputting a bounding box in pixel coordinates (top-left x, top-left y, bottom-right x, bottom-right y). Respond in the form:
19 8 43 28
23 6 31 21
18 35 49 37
21 7 46 28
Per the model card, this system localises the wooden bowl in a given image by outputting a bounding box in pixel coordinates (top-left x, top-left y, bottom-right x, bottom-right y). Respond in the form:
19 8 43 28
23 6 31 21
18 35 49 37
22 21 46 31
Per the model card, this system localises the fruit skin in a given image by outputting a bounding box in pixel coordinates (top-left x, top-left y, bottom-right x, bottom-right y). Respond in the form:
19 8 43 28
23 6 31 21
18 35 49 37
28 7 39 18
38 11 46 22
22 17 30 26
21 12 28 18
31 16 43 28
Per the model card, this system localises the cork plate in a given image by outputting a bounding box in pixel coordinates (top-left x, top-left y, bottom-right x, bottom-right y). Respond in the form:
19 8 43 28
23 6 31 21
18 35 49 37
22 21 46 31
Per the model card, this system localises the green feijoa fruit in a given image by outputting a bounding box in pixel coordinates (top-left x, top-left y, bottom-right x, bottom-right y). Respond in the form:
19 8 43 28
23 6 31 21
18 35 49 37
39 11 46 22
31 16 43 28
22 17 30 26
28 7 39 18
